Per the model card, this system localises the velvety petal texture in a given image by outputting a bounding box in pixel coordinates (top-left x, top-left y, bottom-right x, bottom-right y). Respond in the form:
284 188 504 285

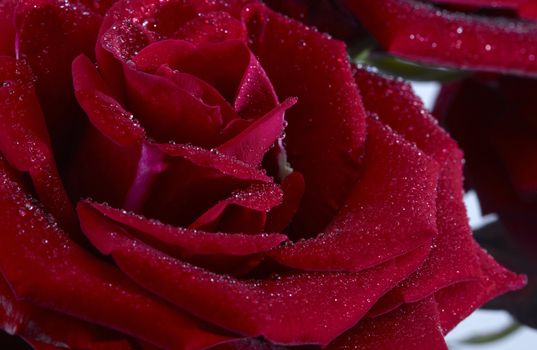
344 0 537 75
0 0 525 348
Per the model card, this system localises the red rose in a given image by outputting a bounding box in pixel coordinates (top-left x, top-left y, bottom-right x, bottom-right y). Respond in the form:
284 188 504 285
435 74 537 328
0 0 525 349
344 0 537 74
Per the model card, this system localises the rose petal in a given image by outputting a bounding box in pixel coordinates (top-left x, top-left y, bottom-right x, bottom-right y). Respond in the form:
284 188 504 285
0 274 134 350
174 11 247 45
435 245 526 333
270 118 439 272
0 57 75 232
0 0 16 56
0 159 233 349
245 3 367 235
70 54 144 207
327 298 448 350
233 48 279 119
81 215 431 345
434 78 515 214
122 63 224 146
157 64 239 125
141 143 272 225
72 55 144 146
264 0 365 42
79 200 287 257
15 0 101 150
218 98 296 165
266 171 305 232
427 0 527 10
344 0 537 75
355 68 481 310
190 183 283 233
475 222 537 328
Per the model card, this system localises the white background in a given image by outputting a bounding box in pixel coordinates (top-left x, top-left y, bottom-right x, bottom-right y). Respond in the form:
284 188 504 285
411 82 537 349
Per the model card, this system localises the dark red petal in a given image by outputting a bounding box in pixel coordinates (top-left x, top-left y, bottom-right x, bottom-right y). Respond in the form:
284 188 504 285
15 0 101 148
233 50 279 119
141 143 272 225
245 3 367 235
0 159 233 350
344 0 537 74
81 190 432 346
72 54 144 146
123 63 224 146
210 338 285 350
327 298 448 350
80 200 287 257
70 54 144 207
218 98 296 165
264 0 365 42
131 39 197 72
435 245 526 333
174 11 247 45
0 57 75 232
434 78 514 214
157 65 239 125
266 171 305 232
490 116 537 196
0 0 16 56
475 222 537 329
355 69 481 308
427 0 527 7
0 274 134 350
270 118 439 272
190 183 283 233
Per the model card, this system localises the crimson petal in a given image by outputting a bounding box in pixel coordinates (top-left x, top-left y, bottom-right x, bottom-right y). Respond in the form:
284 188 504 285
244 3 367 235
435 245 526 333
79 200 287 257
218 98 296 165
0 159 233 350
15 0 102 148
327 298 448 350
0 57 75 231
345 0 537 75
0 0 15 56
70 54 144 207
354 68 481 310
81 215 431 346
270 118 439 272
0 275 134 350
123 63 224 146
266 171 305 233
190 183 283 233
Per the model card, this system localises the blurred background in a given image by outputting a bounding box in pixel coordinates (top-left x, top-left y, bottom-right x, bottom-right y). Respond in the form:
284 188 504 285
413 82 537 350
